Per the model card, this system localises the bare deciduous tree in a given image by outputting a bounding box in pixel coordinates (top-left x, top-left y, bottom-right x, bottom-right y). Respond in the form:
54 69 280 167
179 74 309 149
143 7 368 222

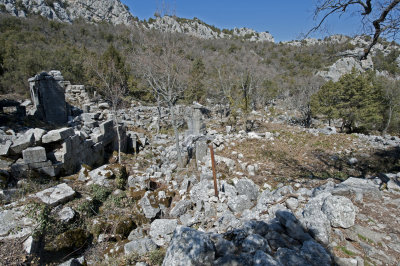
86 46 128 163
136 30 189 167
309 0 400 59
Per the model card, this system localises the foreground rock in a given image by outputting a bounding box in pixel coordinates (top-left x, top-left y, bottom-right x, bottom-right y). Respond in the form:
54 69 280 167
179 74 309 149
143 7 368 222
162 227 215 266
33 183 75 207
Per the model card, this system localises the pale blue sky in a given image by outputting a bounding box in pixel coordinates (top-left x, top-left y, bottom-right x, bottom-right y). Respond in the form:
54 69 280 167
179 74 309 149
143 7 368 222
122 0 362 42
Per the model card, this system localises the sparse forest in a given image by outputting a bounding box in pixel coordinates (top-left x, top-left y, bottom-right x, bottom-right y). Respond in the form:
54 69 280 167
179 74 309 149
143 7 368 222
0 12 399 133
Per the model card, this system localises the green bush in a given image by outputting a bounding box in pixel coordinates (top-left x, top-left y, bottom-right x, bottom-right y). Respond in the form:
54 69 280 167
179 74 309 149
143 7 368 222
311 70 384 133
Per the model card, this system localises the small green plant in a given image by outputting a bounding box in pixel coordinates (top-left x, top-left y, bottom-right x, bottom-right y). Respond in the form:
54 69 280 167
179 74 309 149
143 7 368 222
0 4 6 12
91 184 112 202
339 246 357 256
27 202 52 238
358 234 374 244
149 248 166 265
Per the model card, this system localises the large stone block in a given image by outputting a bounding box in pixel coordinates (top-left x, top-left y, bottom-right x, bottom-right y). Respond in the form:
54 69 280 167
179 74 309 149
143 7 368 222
42 127 74 144
24 128 46 144
34 183 75 207
10 132 34 154
29 71 68 124
22 147 47 164
0 141 11 156
100 120 115 144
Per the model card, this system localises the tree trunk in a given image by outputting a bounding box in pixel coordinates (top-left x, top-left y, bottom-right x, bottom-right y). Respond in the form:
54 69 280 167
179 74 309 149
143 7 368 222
157 93 162 134
170 104 183 168
113 107 122 164
382 104 393 136
116 122 121 164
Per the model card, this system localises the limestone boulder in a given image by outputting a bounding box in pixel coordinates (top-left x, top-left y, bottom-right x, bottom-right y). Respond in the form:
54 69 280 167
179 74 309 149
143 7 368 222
150 219 178 246
139 191 160 219
169 200 192 218
321 195 356 228
124 238 157 255
34 183 75 207
0 206 35 240
0 141 12 156
22 146 47 164
162 226 215 266
234 178 259 201
42 127 74 144
10 132 34 154
228 194 253 213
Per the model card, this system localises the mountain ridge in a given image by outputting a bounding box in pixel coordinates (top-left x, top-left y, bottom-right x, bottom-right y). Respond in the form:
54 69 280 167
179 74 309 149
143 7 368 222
0 0 274 42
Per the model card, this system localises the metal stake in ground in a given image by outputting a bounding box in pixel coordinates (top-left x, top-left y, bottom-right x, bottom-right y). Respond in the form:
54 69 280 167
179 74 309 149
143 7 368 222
209 144 219 198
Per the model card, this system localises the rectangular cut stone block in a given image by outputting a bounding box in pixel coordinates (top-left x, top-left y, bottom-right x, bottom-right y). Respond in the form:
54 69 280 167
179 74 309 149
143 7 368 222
42 127 74 144
0 141 11 156
28 160 52 169
100 120 115 144
34 183 75 207
22 147 47 164
10 133 34 154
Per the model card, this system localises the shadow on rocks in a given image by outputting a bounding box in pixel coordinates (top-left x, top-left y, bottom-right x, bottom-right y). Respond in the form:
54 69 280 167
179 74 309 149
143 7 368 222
162 210 335 266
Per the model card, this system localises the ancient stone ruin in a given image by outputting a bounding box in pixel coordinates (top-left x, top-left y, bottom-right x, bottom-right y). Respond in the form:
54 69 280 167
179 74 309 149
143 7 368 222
29 70 69 124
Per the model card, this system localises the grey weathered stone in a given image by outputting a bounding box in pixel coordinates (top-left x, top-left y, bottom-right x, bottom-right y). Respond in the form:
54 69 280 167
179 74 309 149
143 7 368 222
322 195 356 228
34 183 75 207
124 238 157 255
276 210 311 242
22 146 47 164
100 120 115 144
25 128 46 144
332 177 381 196
0 206 35 240
127 175 150 190
186 107 206 136
242 220 269 236
0 141 12 156
195 140 208 162
23 235 43 255
234 178 259 201
58 207 75 223
301 192 332 245
228 195 253 213
210 234 236 256
190 180 213 203
169 200 192 218
128 228 145 241
42 127 74 144
86 165 114 187
58 256 85 266
285 197 299 210
241 234 270 254
275 248 309 266
29 71 68 124
253 250 281 266
139 191 160 219
162 227 215 266
213 254 253 266
10 132 34 154
150 219 178 246
300 240 332 266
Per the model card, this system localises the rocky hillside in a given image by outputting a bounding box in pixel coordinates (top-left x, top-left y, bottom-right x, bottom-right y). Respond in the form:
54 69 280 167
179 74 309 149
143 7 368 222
1 79 400 265
145 16 274 42
0 0 274 42
0 0 134 25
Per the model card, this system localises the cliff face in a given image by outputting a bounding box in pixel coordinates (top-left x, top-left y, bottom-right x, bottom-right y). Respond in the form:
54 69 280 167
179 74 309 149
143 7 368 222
146 16 274 42
0 1 275 42
0 0 133 25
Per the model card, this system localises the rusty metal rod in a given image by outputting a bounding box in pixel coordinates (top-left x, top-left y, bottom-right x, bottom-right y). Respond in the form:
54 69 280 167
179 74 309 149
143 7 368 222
209 144 219 198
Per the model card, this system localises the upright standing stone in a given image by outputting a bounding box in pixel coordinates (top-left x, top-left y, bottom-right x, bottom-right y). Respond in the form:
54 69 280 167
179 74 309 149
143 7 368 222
29 71 68 124
186 106 206 136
